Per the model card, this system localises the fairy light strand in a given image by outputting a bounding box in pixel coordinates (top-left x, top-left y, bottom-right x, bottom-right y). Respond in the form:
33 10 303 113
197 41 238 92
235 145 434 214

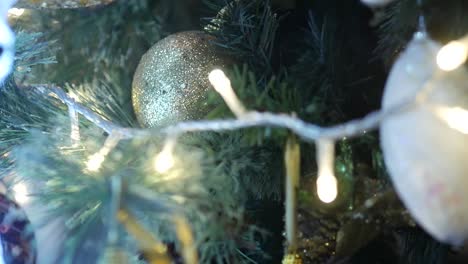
31 83 415 144
29 54 468 204
15 24 468 264
29 73 422 203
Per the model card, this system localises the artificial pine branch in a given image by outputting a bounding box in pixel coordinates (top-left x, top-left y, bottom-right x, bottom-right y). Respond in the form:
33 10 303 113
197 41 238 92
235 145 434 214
204 0 279 80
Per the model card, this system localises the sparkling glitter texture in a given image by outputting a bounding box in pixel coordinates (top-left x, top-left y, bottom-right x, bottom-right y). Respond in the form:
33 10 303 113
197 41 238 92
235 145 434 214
132 31 233 128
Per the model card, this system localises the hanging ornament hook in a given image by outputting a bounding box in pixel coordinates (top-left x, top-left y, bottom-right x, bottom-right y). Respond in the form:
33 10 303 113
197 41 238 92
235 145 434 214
416 0 427 35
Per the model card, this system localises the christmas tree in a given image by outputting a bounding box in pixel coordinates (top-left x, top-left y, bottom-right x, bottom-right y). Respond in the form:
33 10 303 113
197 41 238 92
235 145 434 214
0 0 467 263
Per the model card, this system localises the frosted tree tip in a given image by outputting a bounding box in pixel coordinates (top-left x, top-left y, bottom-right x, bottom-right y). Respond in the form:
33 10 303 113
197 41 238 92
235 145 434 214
437 41 468 71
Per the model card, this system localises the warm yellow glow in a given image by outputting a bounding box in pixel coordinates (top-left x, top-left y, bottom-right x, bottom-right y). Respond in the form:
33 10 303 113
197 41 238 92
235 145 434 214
437 41 468 71
316 169 338 203
208 69 246 117
13 182 29 204
154 149 175 173
8 8 25 17
86 153 105 172
85 134 121 172
316 139 337 203
209 69 231 94
435 106 468 134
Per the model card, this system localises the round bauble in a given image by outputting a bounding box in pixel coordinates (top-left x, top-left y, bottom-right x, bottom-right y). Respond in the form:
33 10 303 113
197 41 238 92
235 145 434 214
15 0 115 9
0 193 36 263
132 31 233 127
380 32 468 245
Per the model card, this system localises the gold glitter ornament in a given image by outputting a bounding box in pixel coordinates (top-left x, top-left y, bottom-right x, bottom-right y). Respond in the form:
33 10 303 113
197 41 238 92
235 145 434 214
132 31 233 127
282 253 302 264
15 0 115 9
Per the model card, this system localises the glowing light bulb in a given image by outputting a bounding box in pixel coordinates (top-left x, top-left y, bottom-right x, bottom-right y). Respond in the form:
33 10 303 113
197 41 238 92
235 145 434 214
13 182 29 204
8 8 25 17
208 69 246 117
84 134 121 172
154 149 175 173
316 170 338 203
435 106 468 134
86 153 105 172
316 139 338 203
209 69 231 94
437 41 468 71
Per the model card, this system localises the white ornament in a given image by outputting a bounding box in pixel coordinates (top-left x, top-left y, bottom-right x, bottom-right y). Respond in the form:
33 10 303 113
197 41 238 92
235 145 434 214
380 32 468 245
0 0 16 84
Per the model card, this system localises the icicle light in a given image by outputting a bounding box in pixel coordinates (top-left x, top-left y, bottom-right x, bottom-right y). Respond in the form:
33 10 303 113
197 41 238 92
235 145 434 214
316 139 338 203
